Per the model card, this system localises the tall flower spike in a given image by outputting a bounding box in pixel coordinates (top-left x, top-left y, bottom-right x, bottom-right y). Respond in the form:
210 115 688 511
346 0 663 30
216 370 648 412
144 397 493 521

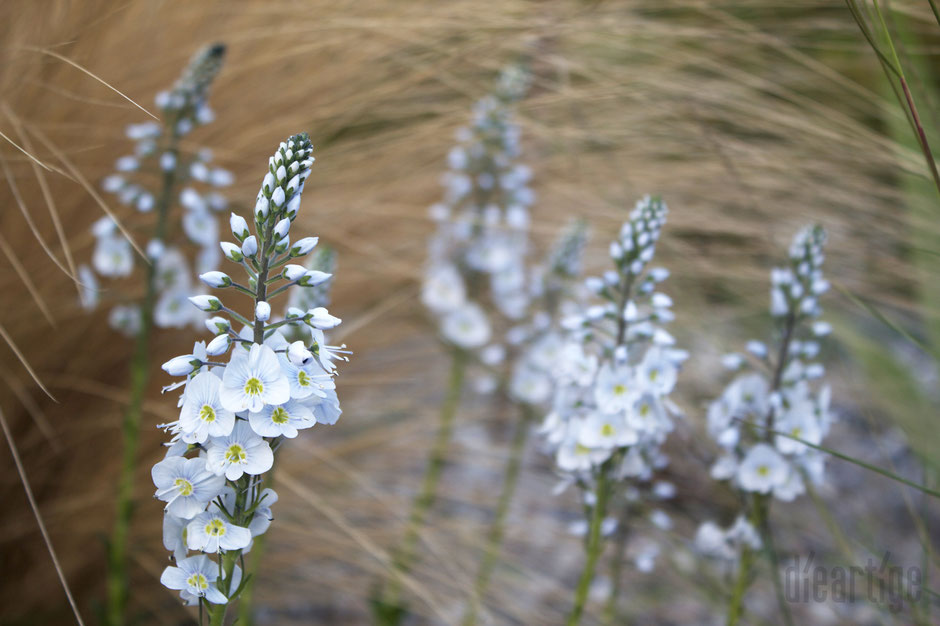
538 196 685 625
155 133 346 622
86 43 232 626
699 225 831 625
375 64 534 623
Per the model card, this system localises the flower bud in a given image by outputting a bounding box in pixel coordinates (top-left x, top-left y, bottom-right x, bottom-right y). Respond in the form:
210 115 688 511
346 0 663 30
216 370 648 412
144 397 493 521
205 333 231 356
220 241 243 262
286 194 301 219
287 341 314 367
275 235 290 255
274 217 291 240
307 307 341 330
255 301 271 322
241 236 258 257
205 316 230 335
271 187 286 208
290 237 318 257
162 355 199 377
189 295 222 312
199 271 232 288
283 264 307 282
255 196 269 220
230 213 250 241
300 270 332 287
262 172 275 195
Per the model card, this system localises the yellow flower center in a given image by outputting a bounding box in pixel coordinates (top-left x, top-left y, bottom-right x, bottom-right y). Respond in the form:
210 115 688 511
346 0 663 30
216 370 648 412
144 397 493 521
613 384 627 396
244 377 263 396
198 405 216 423
575 443 591 455
756 465 769 477
297 370 311 387
205 519 227 537
639 403 650 417
186 573 209 591
271 407 290 424
601 423 615 437
649 369 659 381
175 478 194 497
224 444 247 464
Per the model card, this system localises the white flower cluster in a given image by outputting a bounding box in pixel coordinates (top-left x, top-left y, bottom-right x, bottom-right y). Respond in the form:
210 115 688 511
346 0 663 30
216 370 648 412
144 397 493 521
507 220 589 405
421 65 534 355
81 43 234 335
704 225 832 506
539 196 687 479
153 133 348 609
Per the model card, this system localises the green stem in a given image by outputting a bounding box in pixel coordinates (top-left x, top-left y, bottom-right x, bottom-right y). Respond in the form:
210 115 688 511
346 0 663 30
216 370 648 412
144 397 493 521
602 503 630 625
726 543 754 626
207 550 241 626
373 349 466 624
461 405 531 626
106 149 178 626
755 496 793 626
567 472 611 626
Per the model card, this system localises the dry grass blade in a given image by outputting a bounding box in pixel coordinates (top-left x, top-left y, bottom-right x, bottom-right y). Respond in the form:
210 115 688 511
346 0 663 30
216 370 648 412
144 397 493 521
0 233 55 326
0 151 76 279
27 125 149 263
0 363 57 447
277 471 451 622
0 321 55 401
0 406 84 625
3 104 81 295
21 46 158 120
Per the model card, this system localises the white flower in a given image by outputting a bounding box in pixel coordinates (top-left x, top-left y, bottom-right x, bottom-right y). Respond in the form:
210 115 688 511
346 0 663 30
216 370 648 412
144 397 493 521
279 354 328 400
152 456 225 519
186 511 252 553
220 344 290 412
594 363 637 414
160 555 227 604
737 443 789 494
441 303 491 348
249 399 315 438
206 421 274 480
162 513 189 562
93 236 134 277
303 388 342 425
422 265 466 314
179 372 235 443
577 412 638 449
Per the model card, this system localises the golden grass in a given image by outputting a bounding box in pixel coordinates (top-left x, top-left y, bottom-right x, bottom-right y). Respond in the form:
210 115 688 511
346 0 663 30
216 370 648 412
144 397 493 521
0 0 936 624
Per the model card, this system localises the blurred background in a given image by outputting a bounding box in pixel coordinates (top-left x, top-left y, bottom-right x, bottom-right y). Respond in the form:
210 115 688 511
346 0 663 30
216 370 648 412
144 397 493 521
0 1 938 624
